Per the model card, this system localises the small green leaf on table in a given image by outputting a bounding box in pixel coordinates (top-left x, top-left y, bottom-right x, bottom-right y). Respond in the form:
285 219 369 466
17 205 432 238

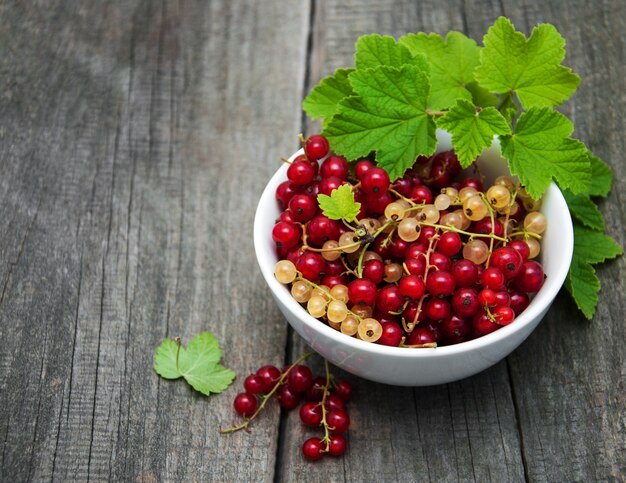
154 331 236 396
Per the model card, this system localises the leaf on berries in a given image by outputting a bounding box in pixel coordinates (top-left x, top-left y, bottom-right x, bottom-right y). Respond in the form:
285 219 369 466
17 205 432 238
153 331 236 396
303 68 355 123
474 17 580 109
317 184 361 222
565 258 600 319
499 107 590 199
588 154 613 197
436 99 511 167
466 81 499 108
399 31 481 110
563 191 605 231
323 64 436 181
565 225 623 319
355 34 430 72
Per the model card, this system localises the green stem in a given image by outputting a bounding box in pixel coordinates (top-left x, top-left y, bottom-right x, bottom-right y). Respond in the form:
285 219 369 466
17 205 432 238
220 351 315 434
320 359 332 451
175 337 182 374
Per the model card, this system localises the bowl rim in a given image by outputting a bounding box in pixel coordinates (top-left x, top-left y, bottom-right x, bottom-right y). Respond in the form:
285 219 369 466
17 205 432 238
254 140 574 359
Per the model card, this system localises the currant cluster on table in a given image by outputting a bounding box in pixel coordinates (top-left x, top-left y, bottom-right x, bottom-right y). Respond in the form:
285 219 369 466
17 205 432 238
225 356 353 461
272 134 546 347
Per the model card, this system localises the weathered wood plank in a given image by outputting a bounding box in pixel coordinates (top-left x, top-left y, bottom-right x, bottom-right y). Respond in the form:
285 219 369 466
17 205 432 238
499 1 626 481
278 1 525 481
0 0 310 480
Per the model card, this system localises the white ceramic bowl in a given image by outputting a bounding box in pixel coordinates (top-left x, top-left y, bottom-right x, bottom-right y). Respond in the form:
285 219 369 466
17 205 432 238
254 131 573 386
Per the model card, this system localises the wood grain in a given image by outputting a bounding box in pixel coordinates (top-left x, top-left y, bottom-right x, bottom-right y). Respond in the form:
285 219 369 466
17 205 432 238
0 0 623 481
0 0 310 481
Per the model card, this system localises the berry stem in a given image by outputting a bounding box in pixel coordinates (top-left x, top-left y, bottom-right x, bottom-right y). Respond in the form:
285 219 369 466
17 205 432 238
509 230 542 240
220 351 315 434
403 234 438 334
420 221 508 242
480 193 497 268
296 276 365 322
319 359 332 452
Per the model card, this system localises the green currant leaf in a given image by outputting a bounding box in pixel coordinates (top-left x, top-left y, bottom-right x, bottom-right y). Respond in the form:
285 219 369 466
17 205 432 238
566 225 623 319
499 107 590 199
573 225 623 265
355 34 430 72
563 190 605 231
153 332 236 396
436 99 511 167
323 64 436 181
317 184 361 222
565 258 600 319
588 154 613 197
399 31 481 110
474 17 580 109
466 81 499 108
303 68 355 123
153 338 182 380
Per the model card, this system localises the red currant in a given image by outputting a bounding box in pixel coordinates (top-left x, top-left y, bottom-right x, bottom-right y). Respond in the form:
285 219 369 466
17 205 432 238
480 267 506 290
272 221 301 250
244 375 267 395
375 285 403 314
377 321 403 346
514 261 545 293
399 274 426 300
425 297 451 320
493 306 515 325
348 278 377 307
362 259 385 285
490 246 523 280
288 194 317 223
437 231 462 257
306 215 341 247
295 251 326 282
320 155 349 180
304 134 329 160
287 365 314 393
299 402 323 427
327 409 350 434
509 240 531 260
405 327 436 346
333 380 353 401
233 393 257 417
426 270 456 297
451 287 480 318
361 167 390 195
328 435 347 457
302 437 325 461
275 384 302 410
452 259 479 287
287 160 316 186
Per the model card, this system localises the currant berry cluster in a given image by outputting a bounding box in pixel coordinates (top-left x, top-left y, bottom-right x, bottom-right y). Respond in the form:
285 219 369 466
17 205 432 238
222 354 353 461
272 134 547 347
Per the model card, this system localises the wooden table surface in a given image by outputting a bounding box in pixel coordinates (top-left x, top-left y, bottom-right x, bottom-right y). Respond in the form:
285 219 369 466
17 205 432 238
1 1 624 481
